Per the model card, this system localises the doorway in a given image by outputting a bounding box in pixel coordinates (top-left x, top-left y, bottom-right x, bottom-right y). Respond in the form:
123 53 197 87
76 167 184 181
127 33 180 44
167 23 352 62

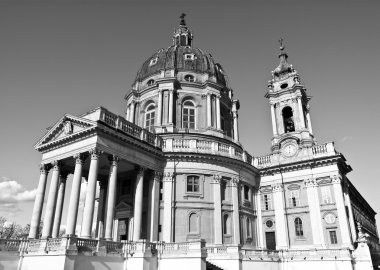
265 231 276 250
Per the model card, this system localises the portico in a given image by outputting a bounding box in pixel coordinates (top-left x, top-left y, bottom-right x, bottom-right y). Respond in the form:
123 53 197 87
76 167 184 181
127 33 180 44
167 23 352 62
28 107 164 241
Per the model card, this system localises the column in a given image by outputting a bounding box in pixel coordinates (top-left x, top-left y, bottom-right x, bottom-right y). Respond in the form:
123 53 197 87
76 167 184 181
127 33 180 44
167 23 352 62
207 93 212 127
216 95 221 130
231 178 240 245
126 104 130 121
297 97 306 129
133 166 145 240
270 103 278 136
52 171 68 238
157 90 162 126
306 111 313 134
66 153 85 236
130 101 136 123
96 179 107 239
344 184 357 242
272 183 288 249
331 175 352 247
255 189 264 248
41 161 61 238
168 89 174 125
163 172 174 242
104 155 119 240
81 148 102 238
304 179 325 247
29 164 50 239
212 175 222 244
150 171 162 241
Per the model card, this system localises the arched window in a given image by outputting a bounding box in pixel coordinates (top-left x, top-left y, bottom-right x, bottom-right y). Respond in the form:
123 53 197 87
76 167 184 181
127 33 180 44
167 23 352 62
189 213 199 233
145 104 155 132
294 217 304 237
282 106 295 133
147 79 155 86
223 214 231 235
183 100 195 129
187 175 200 193
184 74 194 82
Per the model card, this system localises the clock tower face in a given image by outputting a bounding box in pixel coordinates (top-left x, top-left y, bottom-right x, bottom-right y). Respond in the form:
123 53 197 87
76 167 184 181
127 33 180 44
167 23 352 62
282 143 298 157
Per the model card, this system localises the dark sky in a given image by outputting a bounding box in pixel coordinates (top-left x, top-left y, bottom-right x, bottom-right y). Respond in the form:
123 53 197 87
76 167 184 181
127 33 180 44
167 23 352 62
1 0 379 226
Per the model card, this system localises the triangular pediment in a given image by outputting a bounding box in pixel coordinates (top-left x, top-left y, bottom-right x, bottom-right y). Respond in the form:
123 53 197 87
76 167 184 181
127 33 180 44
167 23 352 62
115 201 132 211
35 114 97 150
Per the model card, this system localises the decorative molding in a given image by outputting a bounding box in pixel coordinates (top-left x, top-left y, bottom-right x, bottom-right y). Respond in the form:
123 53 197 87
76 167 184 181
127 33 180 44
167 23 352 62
304 178 317 188
271 183 283 192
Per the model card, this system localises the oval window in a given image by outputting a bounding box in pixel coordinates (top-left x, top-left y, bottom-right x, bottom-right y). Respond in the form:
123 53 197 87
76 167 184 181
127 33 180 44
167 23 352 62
280 83 288 89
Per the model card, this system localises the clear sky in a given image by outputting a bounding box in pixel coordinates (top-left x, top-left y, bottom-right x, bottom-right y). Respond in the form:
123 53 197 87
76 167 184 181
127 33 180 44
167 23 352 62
0 0 379 227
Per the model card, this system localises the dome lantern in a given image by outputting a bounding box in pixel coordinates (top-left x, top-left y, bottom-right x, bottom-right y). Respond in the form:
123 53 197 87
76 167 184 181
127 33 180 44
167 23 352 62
173 13 193 47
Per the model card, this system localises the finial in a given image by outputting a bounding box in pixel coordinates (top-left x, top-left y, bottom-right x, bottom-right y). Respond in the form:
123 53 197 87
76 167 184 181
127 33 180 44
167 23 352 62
180 13 186 26
279 38 285 51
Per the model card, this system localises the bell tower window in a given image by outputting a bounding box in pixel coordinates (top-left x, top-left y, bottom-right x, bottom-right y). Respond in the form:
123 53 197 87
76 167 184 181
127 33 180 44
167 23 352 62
282 106 295 133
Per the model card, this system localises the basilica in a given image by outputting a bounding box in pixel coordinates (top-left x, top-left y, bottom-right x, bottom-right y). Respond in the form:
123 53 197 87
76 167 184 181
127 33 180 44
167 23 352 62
1 15 379 270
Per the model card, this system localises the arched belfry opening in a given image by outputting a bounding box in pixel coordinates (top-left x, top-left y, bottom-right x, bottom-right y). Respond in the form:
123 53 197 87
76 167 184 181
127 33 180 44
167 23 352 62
282 106 295 133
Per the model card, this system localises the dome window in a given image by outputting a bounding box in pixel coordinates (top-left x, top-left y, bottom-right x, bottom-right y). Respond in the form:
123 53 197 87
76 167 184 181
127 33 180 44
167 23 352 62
149 57 158 66
184 74 195 82
184 54 195 61
147 79 155 87
280 83 288 89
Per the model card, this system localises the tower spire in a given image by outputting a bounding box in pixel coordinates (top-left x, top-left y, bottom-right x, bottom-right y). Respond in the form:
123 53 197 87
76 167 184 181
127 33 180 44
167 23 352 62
272 38 293 80
180 13 186 26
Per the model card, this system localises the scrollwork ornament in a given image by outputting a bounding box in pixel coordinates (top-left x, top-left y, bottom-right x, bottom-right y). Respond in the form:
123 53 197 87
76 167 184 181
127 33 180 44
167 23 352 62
89 148 103 160
271 183 283 192
304 178 317 187
331 175 341 184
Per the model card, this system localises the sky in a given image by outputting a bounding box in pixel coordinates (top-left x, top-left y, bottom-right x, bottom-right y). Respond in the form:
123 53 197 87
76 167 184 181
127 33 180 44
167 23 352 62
0 0 379 228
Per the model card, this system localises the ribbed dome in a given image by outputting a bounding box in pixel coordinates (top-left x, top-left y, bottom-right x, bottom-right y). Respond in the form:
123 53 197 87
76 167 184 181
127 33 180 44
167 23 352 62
133 15 228 88
134 46 227 86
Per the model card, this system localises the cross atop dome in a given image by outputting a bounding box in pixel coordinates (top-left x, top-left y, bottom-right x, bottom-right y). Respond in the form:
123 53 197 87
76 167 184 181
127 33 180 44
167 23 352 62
180 13 186 26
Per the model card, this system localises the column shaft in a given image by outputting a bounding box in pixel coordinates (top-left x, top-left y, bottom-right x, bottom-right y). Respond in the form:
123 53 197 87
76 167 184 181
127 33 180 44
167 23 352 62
66 154 84 236
104 156 119 240
270 104 277 136
28 164 49 239
130 102 135 123
255 190 264 248
233 113 239 141
163 172 174 242
157 90 162 126
231 178 240 245
81 149 101 238
96 182 106 239
216 96 221 130
332 176 352 247
207 94 212 127
272 184 288 249
305 179 325 247
306 112 313 134
344 191 357 241
52 175 67 238
213 176 222 244
297 97 306 129
150 172 162 241
133 167 145 240
168 90 174 125
41 161 61 238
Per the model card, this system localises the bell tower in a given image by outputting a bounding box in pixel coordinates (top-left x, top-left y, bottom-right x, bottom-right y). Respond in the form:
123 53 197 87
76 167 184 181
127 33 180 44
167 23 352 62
266 39 315 154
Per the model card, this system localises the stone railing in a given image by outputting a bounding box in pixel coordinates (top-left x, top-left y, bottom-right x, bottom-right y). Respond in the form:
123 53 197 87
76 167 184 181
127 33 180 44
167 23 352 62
83 107 163 149
162 138 254 166
0 239 29 253
254 142 338 168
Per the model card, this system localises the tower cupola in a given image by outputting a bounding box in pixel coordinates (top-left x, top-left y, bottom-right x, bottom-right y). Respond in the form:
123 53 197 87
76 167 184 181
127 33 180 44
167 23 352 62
173 13 193 47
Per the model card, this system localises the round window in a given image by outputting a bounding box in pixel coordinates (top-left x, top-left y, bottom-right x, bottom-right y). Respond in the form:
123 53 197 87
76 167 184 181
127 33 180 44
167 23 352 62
266 220 273 228
325 213 336 224
280 83 288 89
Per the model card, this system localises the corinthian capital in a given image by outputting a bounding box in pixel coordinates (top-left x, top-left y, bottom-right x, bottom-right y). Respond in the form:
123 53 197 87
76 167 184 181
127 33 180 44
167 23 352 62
271 183 283 192
39 163 50 174
163 172 174 182
304 178 317 187
212 174 221 184
153 171 163 182
331 175 342 184
136 166 146 176
89 148 103 160
73 153 87 165
51 160 61 171
108 155 120 166
231 178 240 187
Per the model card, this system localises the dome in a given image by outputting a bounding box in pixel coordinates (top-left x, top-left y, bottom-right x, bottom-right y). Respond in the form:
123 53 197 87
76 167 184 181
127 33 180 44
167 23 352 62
133 15 229 88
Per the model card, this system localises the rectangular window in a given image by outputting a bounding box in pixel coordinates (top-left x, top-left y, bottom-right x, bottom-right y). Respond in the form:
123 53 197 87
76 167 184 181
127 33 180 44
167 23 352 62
187 176 200 193
244 185 249 200
288 190 300 207
329 230 338 244
261 194 272 211
321 185 332 204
